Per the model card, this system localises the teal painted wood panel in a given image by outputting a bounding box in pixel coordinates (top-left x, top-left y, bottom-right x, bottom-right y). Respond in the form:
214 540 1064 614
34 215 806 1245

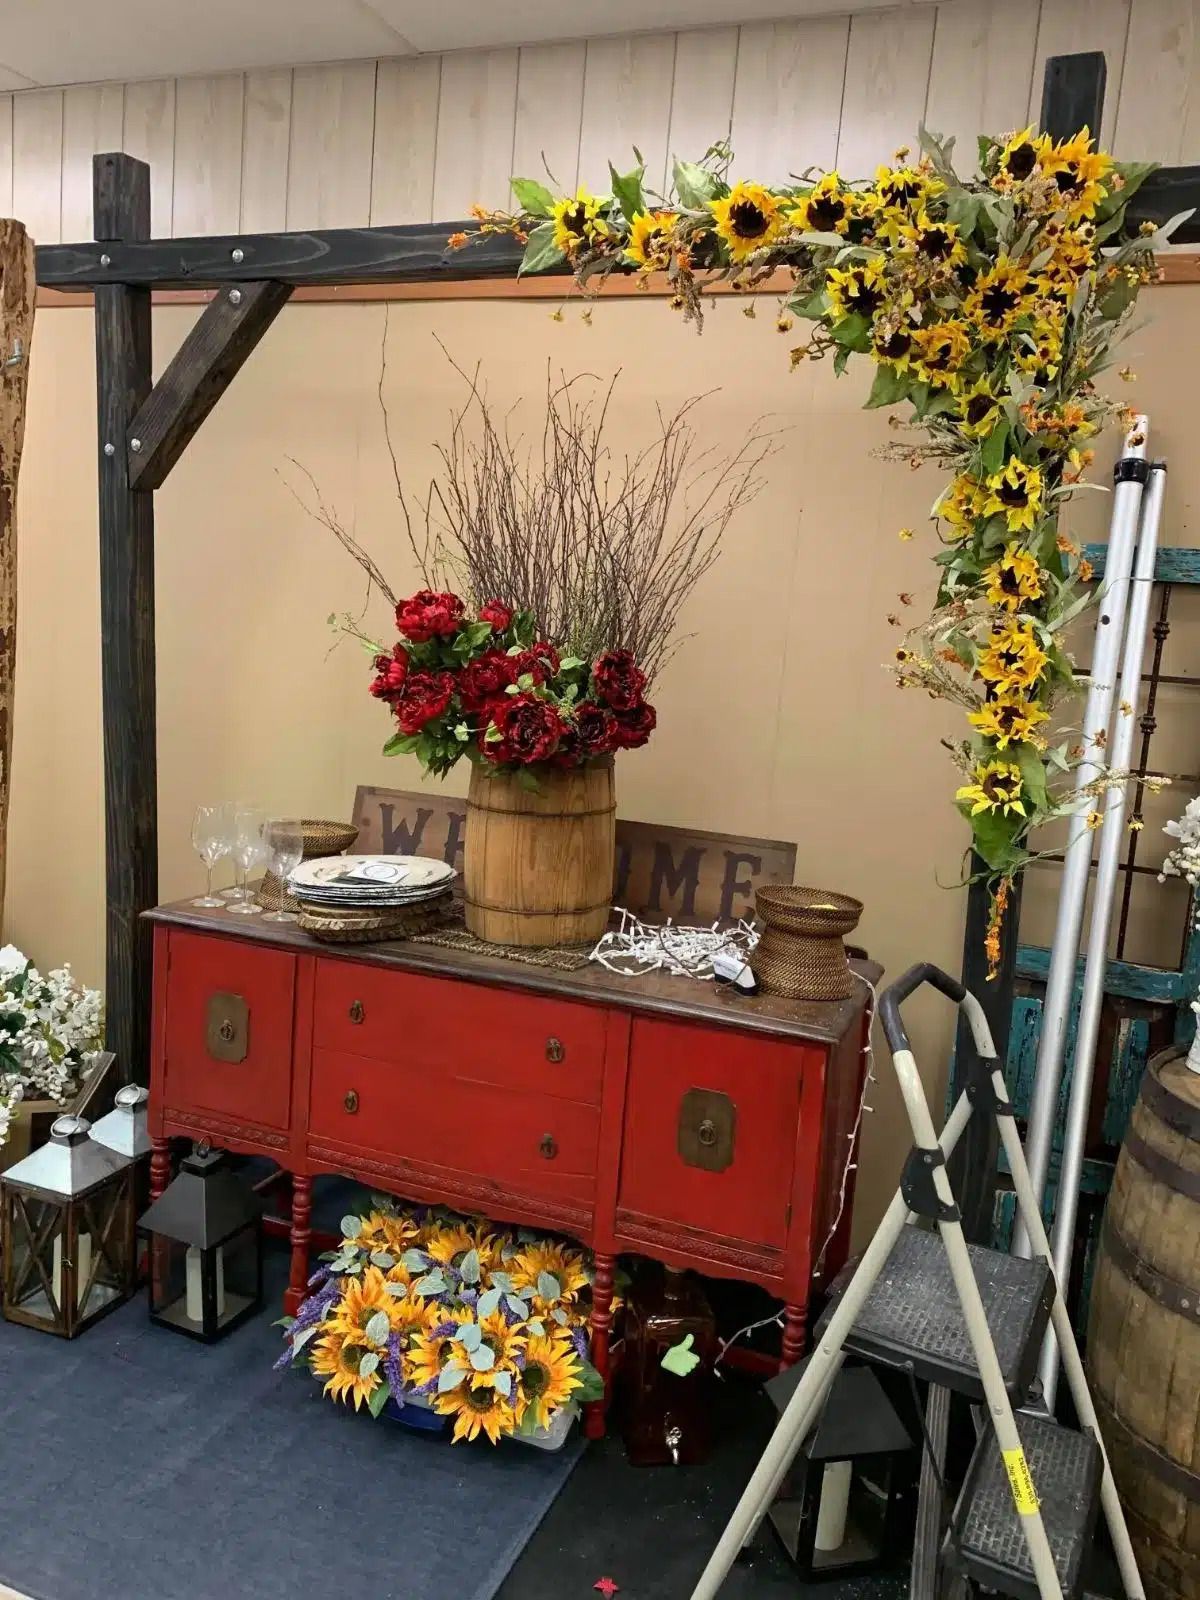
1084 544 1200 584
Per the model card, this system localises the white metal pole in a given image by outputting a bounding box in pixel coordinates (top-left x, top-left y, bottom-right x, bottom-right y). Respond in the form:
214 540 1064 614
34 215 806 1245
1036 461 1166 1403
1013 416 1150 1257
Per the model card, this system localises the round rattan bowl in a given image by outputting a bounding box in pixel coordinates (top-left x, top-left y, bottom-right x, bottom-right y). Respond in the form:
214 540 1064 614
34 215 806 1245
750 885 864 1001
258 818 360 913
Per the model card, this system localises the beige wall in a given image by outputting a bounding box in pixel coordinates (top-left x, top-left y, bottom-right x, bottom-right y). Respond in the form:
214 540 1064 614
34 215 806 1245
1 0 1199 244
7 282 1200 1232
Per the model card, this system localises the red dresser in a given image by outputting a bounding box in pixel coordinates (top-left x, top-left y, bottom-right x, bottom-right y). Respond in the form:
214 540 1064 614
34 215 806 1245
146 902 877 1434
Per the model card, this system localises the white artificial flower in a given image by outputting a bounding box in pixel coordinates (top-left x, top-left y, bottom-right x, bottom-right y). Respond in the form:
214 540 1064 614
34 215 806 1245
0 943 28 978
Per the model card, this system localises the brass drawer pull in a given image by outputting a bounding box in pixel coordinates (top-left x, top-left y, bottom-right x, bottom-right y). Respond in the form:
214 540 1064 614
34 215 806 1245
218 1019 236 1044
539 1133 558 1160
698 1118 717 1148
344 1089 359 1114
349 1000 365 1024
545 1037 565 1064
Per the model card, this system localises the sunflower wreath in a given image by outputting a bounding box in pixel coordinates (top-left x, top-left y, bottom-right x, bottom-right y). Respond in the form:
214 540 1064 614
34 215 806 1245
277 1201 609 1443
464 127 1187 971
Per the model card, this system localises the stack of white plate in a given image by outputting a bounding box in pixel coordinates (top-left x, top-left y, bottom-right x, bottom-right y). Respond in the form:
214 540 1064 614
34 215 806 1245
287 855 456 909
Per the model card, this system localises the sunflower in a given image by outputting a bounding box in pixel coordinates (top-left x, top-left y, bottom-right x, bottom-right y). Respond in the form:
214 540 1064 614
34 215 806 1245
968 694 1049 749
550 187 609 257
434 1373 517 1445
871 318 917 368
937 472 987 536
912 320 972 388
788 173 851 235
992 126 1047 187
1041 129 1113 221
956 760 1027 818
709 181 784 262
425 1219 498 1271
825 257 887 321
957 380 1002 439
310 1328 381 1411
965 257 1031 340
517 1332 584 1431
983 546 1044 612
977 621 1049 694
510 1240 591 1304
327 1266 409 1341
624 210 674 270
983 459 1044 532
1038 228 1096 286
355 1208 417 1258
899 208 966 269
1013 323 1063 383
407 1309 476 1391
873 164 945 222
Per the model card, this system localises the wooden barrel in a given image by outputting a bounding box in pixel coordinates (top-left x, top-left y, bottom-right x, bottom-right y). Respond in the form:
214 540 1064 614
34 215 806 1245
1087 1046 1200 1600
463 759 615 947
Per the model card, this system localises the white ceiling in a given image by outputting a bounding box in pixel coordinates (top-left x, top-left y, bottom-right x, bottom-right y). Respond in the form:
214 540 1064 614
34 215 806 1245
0 0 940 89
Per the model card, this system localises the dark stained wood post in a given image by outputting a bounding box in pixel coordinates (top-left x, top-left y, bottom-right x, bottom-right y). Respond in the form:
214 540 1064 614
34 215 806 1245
93 152 155 1082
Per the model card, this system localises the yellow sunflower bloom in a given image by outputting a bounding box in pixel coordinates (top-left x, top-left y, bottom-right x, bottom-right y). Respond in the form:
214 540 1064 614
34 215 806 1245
957 380 1003 439
873 165 945 223
354 1208 417 1258
709 181 784 262
871 318 917 368
787 172 851 235
937 472 987 536
912 320 972 389
310 1328 381 1411
516 1332 584 1431
1014 324 1063 383
956 760 1027 818
510 1240 591 1303
898 207 967 269
992 126 1048 188
983 546 1044 612
434 1373 517 1445
624 210 674 270
407 1309 477 1392
964 256 1032 340
477 1308 528 1371
968 694 1049 750
983 459 1044 532
825 257 887 321
550 187 609 257
1038 228 1096 286
977 621 1049 694
424 1219 499 1271
1041 129 1113 221
327 1265 409 1341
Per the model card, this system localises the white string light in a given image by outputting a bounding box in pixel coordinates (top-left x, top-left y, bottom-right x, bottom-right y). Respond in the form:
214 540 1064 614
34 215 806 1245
590 908 759 980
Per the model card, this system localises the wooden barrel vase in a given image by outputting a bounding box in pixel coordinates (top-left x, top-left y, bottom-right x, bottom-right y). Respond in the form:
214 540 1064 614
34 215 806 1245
1087 1046 1200 1600
463 760 615 947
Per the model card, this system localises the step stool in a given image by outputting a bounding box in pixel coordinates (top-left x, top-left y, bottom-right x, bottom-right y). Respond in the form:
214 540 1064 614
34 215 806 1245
689 963 1145 1600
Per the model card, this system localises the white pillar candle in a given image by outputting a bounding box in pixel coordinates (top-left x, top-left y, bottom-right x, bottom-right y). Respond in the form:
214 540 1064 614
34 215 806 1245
185 1245 226 1323
51 1232 92 1311
814 1459 853 1552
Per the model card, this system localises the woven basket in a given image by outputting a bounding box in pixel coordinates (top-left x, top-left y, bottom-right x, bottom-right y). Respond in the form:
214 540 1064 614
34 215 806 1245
299 892 454 945
258 818 360 913
750 885 863 1001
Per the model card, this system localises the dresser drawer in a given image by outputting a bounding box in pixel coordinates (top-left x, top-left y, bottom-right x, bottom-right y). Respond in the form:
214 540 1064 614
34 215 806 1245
309 1048 600 1204
313 960 607 1106
162 931 295 1132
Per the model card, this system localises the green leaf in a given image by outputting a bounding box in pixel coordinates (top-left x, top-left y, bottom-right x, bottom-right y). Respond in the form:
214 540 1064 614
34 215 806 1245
1094 161 1157 223
507 1294 532 1321
454 619 495 654
969 807 1024 872
519 221 565 277
458 1321 482 1353
516 768 542 793
865 364 911 409
537 1270 562 1302
609 161 646 226
385 1281 408 1299
980 418 1011 478
340 1215 361 1239
574 1362 606 1403
459 1247 482 1286
477 1286 502 1317
367 1379 392 1419
832 346 851 377
365 1310 391 1347
414 1270 447 1297
661 1333 701 1377
470 1344 496 1372
793 287 829 320
977 134 999 171
1013 741 1049 816
551 1306 569 1326
558 656 584 672
672 159 722 209
438 1363 468 1393
492 1369 513 1398
526 1317 545 1336
510 177 556 218
1098 274 1138 320
382 731 420 758
291 1323 320 1358
358 1351 380 1378
828 312 870 351
401 1248 429 1272
369 1250 395 1269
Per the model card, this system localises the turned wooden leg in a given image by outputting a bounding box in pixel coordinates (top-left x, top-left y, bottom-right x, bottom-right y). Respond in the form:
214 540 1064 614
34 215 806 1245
150 1137 171 1200
586 1252 616 1440
780 1301 808 1368
285 1173 312 1317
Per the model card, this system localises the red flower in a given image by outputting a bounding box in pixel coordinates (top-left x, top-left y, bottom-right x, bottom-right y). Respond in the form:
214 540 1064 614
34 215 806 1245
611 701 656 749
573 701 616 758
458 649 514 712
479 599 514 632
592 649 646 712
394 669 454 734
510 641 561 686
486 694 567 765
395 589 465 643
369 644 408 701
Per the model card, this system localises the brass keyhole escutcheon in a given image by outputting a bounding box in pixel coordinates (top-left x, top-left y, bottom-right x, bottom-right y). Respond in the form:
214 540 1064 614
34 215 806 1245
349 1000 365 1024
344 1089 359 1114
545 1037 565 1064
539 1133 558 1159
218 1019 235 1044
698 1118 717 1148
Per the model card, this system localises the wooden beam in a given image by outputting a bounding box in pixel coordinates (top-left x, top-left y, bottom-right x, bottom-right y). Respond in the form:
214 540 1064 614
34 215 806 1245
1040 52 1107 143
127 279 292 492
0 222 36 935
93 152 155 1083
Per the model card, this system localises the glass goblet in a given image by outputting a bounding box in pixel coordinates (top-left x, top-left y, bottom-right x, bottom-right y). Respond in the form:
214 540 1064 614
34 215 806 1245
229 806 268 915
261 821 303 923
191 805 231 907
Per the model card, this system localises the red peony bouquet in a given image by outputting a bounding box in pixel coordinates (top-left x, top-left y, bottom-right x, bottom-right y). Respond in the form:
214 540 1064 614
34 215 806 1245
370 588 656 778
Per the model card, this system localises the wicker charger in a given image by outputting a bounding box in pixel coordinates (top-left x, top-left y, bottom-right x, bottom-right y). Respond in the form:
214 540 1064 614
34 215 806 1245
258 818 360 913
298 890 455 945
750 885 864 1002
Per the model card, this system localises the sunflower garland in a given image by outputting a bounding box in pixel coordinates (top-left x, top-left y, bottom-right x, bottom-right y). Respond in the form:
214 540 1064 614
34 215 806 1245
481 124 1182 970
277 1201 607 1444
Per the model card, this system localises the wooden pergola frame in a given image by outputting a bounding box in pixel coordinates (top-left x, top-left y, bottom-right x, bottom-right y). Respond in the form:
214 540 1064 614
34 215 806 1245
28 54 1200 1103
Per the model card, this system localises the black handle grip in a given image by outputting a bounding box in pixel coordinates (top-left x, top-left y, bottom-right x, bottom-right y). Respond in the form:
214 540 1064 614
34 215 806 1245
879 963 967 1054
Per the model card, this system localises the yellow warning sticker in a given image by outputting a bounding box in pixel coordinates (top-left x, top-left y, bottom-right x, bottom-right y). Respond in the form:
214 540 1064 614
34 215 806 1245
1002 1448 1040 1516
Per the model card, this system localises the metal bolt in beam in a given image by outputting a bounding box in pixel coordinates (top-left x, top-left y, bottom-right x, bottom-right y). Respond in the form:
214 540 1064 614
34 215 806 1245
130 438 142 452
103 442 115 456
228 289 242 305
231 248 244 263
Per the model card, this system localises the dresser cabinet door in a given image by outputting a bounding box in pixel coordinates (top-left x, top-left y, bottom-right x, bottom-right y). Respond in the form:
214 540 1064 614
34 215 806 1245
617 1018 803 1249
161 931 296 1132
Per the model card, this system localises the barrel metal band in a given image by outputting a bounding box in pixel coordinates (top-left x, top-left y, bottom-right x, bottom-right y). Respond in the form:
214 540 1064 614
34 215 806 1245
1095 1392 1200 1506
1124 1127 1200 1201
1142 1065 1200 1141
1101 1217 1199 1324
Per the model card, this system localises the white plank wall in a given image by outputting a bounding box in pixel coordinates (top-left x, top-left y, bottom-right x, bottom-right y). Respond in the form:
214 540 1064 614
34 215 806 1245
8 0 1200 247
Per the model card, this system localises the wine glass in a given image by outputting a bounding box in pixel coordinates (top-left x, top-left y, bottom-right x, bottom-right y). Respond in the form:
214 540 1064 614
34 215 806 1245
228 806 268 915
261 820 303 922
191 805 231 907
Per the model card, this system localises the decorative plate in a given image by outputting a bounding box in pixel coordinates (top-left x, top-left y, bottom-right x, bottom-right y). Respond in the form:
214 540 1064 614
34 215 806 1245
290 855 456 893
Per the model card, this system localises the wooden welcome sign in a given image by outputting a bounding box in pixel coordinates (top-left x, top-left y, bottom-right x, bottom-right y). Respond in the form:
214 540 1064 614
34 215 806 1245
352 785 796 924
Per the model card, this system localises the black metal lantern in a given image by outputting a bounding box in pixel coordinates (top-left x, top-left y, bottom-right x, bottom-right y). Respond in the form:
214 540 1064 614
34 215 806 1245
138 1143 263 1342
1 1114 137 1337
763 1362 918 1580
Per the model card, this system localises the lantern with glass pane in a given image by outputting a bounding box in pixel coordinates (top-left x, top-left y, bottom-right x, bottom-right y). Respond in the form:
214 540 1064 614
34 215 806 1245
763 1361 918 1581
1 1114 137 1338
90 1085 153 1213
138 1142 263 1342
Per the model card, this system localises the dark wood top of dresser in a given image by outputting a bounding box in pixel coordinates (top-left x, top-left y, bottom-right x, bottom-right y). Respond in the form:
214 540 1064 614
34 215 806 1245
146 900 880 1047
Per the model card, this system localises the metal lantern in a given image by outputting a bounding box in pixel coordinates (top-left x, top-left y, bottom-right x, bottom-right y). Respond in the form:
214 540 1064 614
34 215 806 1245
138 1143 263 1342
90 1085 153 1213
763 1362 917 1581
1 1114 137 1338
